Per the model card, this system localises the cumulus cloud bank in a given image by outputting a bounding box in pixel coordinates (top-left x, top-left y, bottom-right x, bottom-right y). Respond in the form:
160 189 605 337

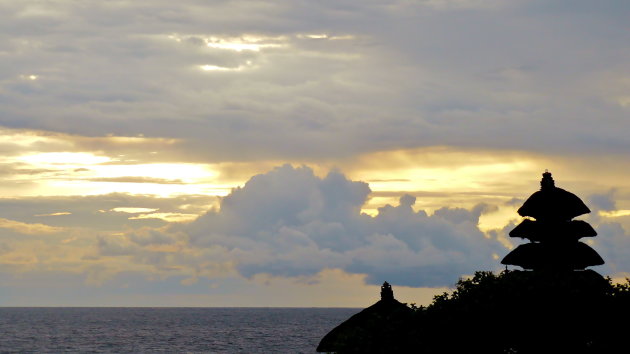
99 165 506 287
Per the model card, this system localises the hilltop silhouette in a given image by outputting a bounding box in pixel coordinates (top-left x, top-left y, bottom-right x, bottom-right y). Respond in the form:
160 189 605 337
317 172 630 353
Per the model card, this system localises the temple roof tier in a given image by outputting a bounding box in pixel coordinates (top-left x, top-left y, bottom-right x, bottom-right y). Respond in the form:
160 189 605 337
509 219 597 242
518 187 590 221
501 242 604 270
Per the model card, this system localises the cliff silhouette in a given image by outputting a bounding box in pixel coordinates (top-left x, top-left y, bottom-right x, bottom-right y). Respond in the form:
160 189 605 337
317 172 630 353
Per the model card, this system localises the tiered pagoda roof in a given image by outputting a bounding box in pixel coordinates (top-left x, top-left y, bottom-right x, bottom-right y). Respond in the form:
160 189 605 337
501 171 604 270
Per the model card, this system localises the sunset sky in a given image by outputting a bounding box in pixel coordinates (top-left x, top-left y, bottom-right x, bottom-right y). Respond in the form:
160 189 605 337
1 0 629 306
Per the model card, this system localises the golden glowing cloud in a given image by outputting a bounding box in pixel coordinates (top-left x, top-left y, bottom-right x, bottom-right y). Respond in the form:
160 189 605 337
206 41 281 52
0 217 65 235
599 210 630 218
2 127 629 238
199 64 252 72
128 213 199 222
0 129 231 197
166 33 287 52
340 147 544 214
18 152 111 165
20 74 39 80
111 207 159 214
35 212 72 217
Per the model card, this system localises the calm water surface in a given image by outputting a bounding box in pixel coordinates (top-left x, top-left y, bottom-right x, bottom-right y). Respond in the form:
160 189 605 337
0 307 359 353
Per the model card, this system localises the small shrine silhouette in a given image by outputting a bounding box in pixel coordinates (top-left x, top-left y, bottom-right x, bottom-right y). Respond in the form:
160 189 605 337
380 281 394 301
501 171 604 270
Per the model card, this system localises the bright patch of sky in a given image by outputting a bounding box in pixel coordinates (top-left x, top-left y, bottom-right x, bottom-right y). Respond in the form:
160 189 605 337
111 207 158 214
599 210 630 218
199 63 252 72
128 212 199 222
18 152 111 165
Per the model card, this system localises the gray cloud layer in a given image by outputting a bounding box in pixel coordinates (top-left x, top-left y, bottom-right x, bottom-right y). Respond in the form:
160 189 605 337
1 0 629 162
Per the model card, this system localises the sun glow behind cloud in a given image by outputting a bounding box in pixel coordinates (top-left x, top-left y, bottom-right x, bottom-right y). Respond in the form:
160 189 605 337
19 74 39 80
599 210 630 218
2 128 626 234
2 137 582 233
345 147 540 206
2 136 231 197
18 152 112 165
199 63 252 72
32 162 230 197
129 212 199 222
205 37 286 52
167 34 288 51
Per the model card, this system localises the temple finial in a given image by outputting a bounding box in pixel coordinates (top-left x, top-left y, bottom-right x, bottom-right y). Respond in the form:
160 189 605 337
541 170 555 190
380 281 394 301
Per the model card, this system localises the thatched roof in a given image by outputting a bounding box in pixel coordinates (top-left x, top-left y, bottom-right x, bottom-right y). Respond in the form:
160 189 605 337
501 242 604 270
518 187 590 221
316 297 413 353
509 219 597 242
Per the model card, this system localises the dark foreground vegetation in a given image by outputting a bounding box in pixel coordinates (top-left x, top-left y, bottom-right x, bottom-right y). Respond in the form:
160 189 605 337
319 173 628 353
318 270 630 353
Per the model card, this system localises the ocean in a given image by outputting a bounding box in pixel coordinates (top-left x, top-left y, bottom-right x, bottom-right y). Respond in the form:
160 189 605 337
0 307 359 353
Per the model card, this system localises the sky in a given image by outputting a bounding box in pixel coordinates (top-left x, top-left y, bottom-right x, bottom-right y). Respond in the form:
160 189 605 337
0 0 629 307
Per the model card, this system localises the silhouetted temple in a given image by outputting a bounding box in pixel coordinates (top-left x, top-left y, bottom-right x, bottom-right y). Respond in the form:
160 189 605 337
501 171 604 270
316 171 623 353
316 282 412 353
380 281 393 301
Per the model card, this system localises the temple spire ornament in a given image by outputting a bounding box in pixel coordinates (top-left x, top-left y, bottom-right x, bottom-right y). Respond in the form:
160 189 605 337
381 281 394 301
540 169 554 190
501 171 604 270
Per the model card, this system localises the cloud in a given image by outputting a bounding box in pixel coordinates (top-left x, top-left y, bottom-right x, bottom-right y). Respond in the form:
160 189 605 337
89 161 630 288
0 193 217 230
0 217 65 235
593 221 630 275
0 1 628 162
106 164 505 287
88 176 185 184
589 189 617 211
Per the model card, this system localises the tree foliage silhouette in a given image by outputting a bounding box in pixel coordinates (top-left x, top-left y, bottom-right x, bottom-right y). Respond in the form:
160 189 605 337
401 270 630 353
